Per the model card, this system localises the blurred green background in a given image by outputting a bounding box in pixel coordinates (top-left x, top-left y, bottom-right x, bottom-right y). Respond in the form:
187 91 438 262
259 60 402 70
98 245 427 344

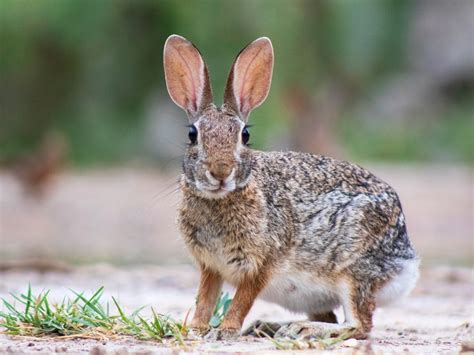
1 0 473 166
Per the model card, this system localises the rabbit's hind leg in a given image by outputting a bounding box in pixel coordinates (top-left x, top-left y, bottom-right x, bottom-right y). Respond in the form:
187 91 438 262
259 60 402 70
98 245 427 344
244 311 338 338
242 320 288 337
337 278 375 339
275 279 374 340
274 321 359 340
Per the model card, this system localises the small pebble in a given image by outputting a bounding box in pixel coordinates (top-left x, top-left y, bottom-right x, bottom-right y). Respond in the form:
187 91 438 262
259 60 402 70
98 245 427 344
89 346 107 355
461 340 474 352
343 338 358 347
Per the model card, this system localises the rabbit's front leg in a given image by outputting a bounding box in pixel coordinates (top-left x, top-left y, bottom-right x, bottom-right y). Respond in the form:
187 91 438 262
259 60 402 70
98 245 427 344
221 273 268 331
206 272 269 340
190 266 223 331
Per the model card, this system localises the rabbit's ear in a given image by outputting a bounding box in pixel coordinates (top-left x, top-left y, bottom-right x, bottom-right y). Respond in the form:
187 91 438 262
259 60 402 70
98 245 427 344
164 35 213 121
224 37 274 121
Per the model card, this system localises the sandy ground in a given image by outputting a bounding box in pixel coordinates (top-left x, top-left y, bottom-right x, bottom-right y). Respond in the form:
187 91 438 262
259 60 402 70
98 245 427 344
0 264 473 354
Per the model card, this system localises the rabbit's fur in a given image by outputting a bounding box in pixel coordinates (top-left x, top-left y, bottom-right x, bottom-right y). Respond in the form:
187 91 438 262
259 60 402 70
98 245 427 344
164 35 419 340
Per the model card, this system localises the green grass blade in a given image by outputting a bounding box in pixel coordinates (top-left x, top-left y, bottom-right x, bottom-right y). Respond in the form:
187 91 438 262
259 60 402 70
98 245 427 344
24 284 32 317
70 289 107 319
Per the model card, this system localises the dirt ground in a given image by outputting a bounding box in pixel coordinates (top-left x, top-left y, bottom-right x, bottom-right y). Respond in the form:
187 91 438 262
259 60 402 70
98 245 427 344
0 264 473 354
0 165 473 353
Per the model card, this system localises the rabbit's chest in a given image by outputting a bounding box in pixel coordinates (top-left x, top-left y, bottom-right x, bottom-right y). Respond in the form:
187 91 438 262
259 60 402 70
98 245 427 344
179 187 269 282
186 225 266 284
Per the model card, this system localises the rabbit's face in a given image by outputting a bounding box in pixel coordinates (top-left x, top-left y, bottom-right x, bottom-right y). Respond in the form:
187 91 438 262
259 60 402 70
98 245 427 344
164 35 273 199
183 107 253 198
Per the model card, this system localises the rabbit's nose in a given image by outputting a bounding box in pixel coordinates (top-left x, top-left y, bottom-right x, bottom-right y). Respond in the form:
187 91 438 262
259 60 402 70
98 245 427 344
209 162 233 182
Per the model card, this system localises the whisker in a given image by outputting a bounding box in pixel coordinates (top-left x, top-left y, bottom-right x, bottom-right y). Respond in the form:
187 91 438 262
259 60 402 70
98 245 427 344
162 137 188 150
158 154 184 170
149 176 181 205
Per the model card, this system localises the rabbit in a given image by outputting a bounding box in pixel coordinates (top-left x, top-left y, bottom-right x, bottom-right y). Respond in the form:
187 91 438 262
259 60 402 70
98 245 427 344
163 34 419 340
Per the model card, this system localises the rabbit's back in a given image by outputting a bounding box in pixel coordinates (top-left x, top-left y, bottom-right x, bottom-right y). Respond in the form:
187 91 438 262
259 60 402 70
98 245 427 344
253 151 416 270
254 151 395 198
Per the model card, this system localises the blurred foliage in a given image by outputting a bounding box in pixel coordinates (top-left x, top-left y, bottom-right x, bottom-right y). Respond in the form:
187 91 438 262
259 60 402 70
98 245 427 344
1 0 472 165
340 103 474 163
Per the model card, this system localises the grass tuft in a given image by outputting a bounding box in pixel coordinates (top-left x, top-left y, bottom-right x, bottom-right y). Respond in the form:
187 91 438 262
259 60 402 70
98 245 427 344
0 285 188 343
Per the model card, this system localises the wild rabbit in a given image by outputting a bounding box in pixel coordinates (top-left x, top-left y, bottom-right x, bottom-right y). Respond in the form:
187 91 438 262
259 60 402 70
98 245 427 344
163 35 419 340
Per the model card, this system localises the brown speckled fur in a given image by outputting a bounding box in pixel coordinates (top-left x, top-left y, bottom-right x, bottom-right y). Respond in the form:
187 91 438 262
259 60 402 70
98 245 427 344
164 35 419 340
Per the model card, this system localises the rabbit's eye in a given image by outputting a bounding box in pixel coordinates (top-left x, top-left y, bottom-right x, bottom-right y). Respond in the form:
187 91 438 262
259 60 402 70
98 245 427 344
242 127 250 145
188 125 198 144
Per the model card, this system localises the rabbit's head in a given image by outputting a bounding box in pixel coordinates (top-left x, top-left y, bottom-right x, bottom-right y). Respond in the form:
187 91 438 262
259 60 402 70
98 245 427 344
164 35 273 198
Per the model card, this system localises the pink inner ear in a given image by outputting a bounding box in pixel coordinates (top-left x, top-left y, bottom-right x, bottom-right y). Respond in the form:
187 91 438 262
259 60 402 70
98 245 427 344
236 47 264 114
175 45 203 114
231 38 273 117
164 37 206 116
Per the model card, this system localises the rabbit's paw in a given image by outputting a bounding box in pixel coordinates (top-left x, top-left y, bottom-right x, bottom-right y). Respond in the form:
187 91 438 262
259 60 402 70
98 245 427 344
243 320 286 338
204 327 240 341
187 326 209 339
275 321 356 340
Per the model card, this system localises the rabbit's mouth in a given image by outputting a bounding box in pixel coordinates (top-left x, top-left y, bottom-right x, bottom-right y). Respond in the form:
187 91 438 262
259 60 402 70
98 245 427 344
195 176 237 199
